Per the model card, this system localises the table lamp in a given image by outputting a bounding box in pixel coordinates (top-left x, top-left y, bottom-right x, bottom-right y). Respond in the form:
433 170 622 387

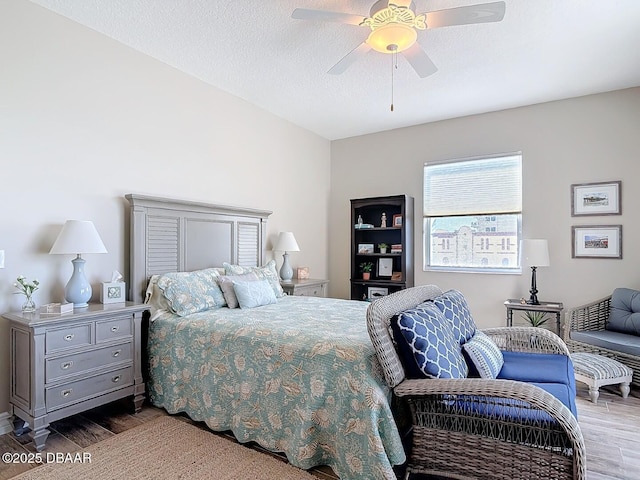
274 232 300 282
50 220 108 307
520 239 550 305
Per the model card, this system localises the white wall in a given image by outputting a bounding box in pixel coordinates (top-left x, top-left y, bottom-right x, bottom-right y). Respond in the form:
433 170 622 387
0 0 330 414
330 88 640 328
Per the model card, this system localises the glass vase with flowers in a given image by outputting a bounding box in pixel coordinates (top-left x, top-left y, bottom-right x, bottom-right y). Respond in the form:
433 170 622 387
14 275 39 313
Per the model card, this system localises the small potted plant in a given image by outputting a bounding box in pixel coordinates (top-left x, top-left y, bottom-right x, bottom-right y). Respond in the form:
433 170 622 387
522 311 549 328
378 243 388 254
360 262 373 280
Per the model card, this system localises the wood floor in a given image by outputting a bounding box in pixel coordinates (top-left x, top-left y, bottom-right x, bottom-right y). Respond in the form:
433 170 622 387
1 383 638 480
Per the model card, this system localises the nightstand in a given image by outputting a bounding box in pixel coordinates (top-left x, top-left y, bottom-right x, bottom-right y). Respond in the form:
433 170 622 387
4 302 147 451
280 279 329 297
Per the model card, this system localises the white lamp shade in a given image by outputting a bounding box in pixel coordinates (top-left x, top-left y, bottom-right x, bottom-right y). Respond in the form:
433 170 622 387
50 220 108 255
274 232 300 252
520 239 549 267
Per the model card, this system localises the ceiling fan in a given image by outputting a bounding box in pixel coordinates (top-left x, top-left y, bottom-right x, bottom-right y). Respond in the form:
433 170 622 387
292 1 506 78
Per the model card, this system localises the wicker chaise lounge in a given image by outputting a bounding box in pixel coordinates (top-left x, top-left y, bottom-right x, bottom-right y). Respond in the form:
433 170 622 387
367 285 586 480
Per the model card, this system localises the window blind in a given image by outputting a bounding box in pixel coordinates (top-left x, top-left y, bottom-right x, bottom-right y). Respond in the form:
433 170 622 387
424 154 522 217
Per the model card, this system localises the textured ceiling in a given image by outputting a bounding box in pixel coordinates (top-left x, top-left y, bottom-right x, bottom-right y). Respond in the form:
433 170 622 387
31 0 640 140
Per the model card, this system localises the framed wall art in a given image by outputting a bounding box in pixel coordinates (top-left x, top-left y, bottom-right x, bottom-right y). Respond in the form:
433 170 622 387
571 181 621 216
378 257 393 277
571 225 622 259
358 243 374 254
367 287 389 300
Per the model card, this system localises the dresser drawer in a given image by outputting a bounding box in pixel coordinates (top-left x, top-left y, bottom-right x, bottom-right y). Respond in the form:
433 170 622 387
96 316 132 343
46 341 133 383
45 324 92 354
295 284 326 297
46 366 133 411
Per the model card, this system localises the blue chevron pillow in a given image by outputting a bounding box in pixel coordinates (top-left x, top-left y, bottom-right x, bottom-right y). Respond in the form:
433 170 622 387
434 289 477 345
393 303 468 379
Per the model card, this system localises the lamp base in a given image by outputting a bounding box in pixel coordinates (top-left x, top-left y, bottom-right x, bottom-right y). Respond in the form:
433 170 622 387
64 255 92 308
526 266 540 305
279 252 293 282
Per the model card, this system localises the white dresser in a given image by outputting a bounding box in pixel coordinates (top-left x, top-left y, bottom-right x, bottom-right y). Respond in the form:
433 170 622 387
4 302 147 451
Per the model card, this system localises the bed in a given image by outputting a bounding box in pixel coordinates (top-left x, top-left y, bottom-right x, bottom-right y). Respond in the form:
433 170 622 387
126 194 406 480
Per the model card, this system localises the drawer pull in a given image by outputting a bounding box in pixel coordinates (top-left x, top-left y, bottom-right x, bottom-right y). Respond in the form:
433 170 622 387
112 375 121 383
111 326 119 332
61 389 72 398
112 350 121 357
64 334 74 342
61 361 73 370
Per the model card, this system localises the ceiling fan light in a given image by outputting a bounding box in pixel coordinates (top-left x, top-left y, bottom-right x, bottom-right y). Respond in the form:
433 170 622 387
366 23 417 53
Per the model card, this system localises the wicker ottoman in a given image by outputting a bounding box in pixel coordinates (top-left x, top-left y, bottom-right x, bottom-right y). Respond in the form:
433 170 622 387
571 352 633 403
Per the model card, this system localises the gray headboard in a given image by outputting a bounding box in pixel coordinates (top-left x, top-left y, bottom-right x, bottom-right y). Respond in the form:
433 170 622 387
126 194 272 303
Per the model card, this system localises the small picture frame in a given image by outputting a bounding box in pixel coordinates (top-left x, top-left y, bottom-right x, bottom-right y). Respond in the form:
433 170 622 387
378 258 393 277
392 214 402 227
368 287 388 300
100 281 126 304
296 267 309 280
571 181 621 216
571 225 622 259
358 243 374 254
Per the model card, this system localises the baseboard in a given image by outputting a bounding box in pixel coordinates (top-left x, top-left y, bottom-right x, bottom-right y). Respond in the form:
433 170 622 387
0 411 13 435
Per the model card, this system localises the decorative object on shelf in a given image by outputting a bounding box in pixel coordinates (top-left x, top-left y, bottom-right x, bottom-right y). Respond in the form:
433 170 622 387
39 302 73 316
378 257 393 277
297 267 309 280
571 180 621 216
392 214 402 227
360 262 373 280
378 243 388 254
380 212 387 228
357 215 363 227
367 287 388 300
358 243 374 254
522 311 549 328
49 220 108 308
391 271 402 281
391 244 402 254
14 275 39 313
571 225 622 259
520 239 549 305
274 231 300 281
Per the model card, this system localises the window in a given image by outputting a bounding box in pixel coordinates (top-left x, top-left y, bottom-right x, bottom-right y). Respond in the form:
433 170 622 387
423 153 522 272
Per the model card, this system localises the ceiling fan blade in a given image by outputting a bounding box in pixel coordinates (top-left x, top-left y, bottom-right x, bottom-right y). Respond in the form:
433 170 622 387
328 42 372 75
292 8 366 26
423 1 506 29
402 43 438 78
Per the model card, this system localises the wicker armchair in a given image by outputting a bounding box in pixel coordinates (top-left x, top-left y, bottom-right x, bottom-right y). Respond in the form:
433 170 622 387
367 285 586 480
563 295 640 387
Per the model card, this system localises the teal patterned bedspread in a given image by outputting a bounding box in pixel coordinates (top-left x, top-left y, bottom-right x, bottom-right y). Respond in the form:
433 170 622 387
147 295 405 479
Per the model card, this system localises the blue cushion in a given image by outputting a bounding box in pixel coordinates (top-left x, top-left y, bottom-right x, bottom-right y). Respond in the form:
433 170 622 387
607 288 640 336
498 351 574 385
434 290 477 344
393 303 468 379
232 279 277 309
462 331 504 379
570 330 640 357
454 381 577 421
530 382 577 418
